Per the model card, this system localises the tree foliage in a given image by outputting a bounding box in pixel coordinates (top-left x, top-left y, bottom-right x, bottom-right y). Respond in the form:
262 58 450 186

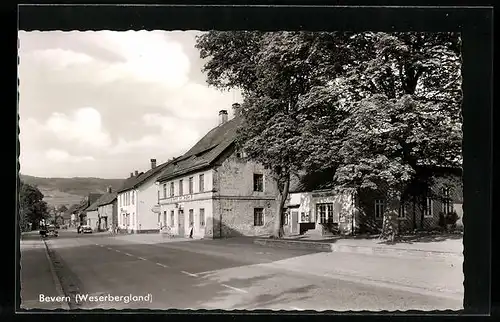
196 31 462 238
19 181 48 230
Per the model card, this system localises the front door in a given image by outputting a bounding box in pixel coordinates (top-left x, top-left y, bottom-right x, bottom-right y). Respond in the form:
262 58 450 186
291 210 299 234
178 210 185 236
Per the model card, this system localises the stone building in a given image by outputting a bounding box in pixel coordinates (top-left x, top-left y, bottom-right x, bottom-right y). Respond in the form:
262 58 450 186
285 166 463 236
156 107 278 239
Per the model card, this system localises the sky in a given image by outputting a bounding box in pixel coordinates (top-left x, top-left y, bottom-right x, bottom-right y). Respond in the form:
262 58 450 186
18 31 242 179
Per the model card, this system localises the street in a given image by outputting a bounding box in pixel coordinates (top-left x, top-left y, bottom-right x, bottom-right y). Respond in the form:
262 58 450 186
20 230 463 311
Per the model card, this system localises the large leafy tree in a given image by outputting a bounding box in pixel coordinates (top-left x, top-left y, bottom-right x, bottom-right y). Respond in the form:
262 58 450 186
196 31 352 237
327 32 462 236
196 31 462 238
19 181 49 230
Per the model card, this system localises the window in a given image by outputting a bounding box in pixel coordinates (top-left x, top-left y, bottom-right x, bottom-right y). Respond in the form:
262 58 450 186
131 191 135 205
163 184 167 198
163 211 167 226
284 211 289 225
189 177 194 194
398 202 406 219
424 198 434 218
254 208 264 226
188 209 194 226
199 174 205 192
317 203 334 223
170 182 174 197
199 208 205 226
253 174 264 192
374 199 385 219
179 180 183 195
170 210 175 227
442 188 453 213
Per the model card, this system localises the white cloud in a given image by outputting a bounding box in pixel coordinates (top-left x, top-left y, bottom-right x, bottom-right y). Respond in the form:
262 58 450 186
45 149 95 163
18 31 241 178
45 107 112 149
28 48 94 69
74 31 191 88
110 113 200 156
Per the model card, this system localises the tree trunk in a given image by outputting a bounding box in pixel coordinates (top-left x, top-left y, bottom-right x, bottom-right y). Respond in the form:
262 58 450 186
380 189 400 241
273 174 290 239
412 195 416 230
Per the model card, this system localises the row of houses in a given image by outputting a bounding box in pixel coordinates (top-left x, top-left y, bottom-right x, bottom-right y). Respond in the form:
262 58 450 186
67 105 464 238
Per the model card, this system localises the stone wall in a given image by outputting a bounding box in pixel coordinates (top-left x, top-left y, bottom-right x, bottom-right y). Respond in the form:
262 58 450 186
211 148 278 237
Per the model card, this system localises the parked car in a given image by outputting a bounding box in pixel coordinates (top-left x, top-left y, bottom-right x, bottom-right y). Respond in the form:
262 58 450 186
80 225 93 234
47 224 59 237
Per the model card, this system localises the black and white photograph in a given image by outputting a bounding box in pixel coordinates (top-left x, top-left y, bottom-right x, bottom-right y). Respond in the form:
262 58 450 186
17 8 474 313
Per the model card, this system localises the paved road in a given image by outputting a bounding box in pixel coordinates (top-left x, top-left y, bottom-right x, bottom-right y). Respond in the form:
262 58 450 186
21 230 463 311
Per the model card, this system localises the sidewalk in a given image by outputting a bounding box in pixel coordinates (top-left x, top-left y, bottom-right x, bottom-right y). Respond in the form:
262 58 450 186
255 234 463 259
262 250 464 299
20 233 69 310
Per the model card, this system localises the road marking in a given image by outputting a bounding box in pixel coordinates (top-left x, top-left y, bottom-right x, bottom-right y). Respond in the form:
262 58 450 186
221 284 248 294
137 256 147 261
156 262 169 268
115 249 122 253
107 247 113 250
193 269 220 276
124 253 133 257
181 271 198 277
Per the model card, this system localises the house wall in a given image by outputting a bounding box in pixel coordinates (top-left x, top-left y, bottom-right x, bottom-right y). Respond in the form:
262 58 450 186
117 189 138 233
97 202 116 230
136 177 163 233
213 150 278 237
356 174 463 233
288 189 356 235
86 210 99 231
158 169 215 239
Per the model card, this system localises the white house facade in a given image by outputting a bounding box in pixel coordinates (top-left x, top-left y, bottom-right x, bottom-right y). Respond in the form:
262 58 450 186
158 169 215 239
117 159 176 234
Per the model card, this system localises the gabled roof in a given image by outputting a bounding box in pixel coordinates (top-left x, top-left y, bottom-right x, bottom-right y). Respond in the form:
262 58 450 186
86 199 100 212
96 192 117 207
117 159 176 193
116 174 144 193
289 165 462 194
289 169 337 193
157 117 242 182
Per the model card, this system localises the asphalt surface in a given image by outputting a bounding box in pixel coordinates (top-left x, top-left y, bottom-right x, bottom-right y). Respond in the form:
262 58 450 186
20 230 463 311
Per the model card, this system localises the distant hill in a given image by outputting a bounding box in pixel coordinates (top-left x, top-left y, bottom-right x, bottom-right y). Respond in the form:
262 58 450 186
19 174 125 208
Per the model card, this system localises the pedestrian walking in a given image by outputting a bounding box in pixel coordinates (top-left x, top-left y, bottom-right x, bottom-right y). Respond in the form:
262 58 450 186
189 222 194 239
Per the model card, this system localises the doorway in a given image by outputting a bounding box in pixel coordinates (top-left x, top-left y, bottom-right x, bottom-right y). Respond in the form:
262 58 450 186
291 210 299 234
178 210 185 236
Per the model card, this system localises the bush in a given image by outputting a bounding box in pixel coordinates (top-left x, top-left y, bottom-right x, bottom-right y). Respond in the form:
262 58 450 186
438 212 447 228
446 211 459 225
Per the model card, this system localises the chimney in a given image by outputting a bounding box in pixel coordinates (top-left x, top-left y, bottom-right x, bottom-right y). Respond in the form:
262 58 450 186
107 186 112 193
135 170 139 176
151 158 157 169
130 172 134 178
219 109 228 125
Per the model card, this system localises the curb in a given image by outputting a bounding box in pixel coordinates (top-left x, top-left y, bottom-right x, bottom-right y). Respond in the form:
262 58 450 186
254 238 463 259
41 237 70 310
